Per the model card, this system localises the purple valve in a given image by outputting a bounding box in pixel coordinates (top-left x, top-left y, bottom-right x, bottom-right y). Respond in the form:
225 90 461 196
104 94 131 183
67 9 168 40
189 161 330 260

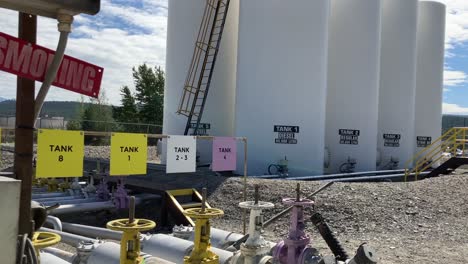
96 177 110 201
272 183 317 264
113 178 129 209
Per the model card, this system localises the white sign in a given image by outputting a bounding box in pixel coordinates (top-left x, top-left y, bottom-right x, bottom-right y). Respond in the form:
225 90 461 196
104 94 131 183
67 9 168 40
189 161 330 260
166 135 197 173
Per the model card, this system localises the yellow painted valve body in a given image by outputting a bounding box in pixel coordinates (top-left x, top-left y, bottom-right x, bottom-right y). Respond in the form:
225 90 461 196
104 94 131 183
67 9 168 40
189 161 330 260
107 218 156 264
183 208 224 264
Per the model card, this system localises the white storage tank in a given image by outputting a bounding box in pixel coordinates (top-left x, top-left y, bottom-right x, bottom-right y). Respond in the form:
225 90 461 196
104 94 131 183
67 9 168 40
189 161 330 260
162 0 239 162
377 0 419 170
414 1 446 156
325 0 382 173
235 0 330 176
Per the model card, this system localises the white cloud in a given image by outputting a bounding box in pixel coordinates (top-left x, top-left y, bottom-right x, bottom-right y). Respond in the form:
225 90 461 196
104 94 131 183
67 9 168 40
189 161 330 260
436 0 468 51
443 102 468 114
444 69 467 86
0 1 168 105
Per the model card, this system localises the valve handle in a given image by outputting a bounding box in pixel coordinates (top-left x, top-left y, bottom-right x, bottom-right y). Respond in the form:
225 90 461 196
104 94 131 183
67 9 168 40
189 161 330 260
184 207 224 219
32 232 61 250
239 201 274 210
107 218 156 232
282 197 314 206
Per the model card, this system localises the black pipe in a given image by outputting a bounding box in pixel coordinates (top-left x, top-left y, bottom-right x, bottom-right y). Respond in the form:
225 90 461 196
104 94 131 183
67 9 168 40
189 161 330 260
310 212 349 261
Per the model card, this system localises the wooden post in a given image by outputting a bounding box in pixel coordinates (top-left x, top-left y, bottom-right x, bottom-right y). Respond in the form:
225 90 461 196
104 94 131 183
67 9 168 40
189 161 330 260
15 13 37 237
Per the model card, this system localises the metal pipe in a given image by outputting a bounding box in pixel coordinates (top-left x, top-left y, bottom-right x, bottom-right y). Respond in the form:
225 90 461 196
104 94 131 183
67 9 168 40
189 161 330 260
34 196 84 202
277 169 407 180
32 192 69 199
189 227 244 250
40 227 96 247
325 172 430 182
142 234 233 264
61 222 122 241
42 247 75 263
253 169 406 179
48 194 159 215
48 201 115 215
40 198 100 206
39 252 72 264
32 187 48 193
86 242 175 264
46 216 63 231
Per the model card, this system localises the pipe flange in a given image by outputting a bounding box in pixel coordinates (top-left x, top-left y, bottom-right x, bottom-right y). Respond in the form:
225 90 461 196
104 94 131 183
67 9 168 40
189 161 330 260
239 201 274 210
298 247 321 264
282 197 314 206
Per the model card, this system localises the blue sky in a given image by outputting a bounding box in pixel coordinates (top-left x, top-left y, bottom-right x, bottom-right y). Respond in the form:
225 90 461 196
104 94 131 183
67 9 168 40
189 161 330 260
0 0 467 114
444 43 468 113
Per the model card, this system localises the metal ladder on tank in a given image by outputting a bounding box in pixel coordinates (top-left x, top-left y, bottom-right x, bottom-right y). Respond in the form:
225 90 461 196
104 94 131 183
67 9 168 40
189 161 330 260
176 0 231 135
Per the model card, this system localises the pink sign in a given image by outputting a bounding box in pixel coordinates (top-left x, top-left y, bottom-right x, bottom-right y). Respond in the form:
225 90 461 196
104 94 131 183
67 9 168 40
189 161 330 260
212 137 237 171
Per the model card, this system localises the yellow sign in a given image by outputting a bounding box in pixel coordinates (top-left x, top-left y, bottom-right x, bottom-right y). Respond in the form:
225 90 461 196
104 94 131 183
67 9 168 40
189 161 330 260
110 133 148 176
36 129 84 178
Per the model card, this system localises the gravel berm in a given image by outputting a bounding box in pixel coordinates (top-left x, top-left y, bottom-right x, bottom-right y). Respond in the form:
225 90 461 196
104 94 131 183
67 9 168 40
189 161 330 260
209 173 468 264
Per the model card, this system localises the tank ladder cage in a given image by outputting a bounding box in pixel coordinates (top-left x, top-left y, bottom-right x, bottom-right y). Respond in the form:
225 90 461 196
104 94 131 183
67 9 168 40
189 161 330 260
176 0 231 136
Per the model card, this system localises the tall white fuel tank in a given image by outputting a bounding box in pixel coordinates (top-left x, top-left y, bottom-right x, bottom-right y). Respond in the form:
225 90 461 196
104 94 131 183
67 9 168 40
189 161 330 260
325 0 382 173
377 0 418 170
414 1 446 155
162 0 239 162
235 0 330 176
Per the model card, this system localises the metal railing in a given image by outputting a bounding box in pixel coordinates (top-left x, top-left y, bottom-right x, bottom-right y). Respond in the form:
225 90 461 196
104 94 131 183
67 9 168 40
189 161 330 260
404 127 468 181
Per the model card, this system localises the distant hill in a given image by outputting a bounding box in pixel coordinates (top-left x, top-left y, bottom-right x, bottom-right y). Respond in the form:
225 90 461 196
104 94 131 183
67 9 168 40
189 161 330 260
0 100 113 120
0 97 7 102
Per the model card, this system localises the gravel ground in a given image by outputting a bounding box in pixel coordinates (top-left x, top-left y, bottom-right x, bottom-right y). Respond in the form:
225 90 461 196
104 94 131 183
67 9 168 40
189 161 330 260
209 173 468 264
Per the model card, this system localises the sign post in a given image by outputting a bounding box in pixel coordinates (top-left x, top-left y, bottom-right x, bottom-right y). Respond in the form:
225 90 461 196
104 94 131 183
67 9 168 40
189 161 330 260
14 13 36 237
110 133 148 176
36 129 84 178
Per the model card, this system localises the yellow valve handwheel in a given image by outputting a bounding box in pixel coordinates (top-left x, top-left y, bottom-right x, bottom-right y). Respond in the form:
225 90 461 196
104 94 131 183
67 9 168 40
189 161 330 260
184 208 224 219
107 219 156 232
32 232 61 250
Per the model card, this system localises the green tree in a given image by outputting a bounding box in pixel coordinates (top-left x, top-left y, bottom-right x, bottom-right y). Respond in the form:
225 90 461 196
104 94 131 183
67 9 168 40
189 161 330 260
133 64 165 126
113 86 139 122
81 91 115 132
66 93 114 144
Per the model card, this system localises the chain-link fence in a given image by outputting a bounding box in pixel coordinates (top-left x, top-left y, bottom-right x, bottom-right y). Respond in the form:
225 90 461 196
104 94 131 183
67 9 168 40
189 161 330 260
442 115 468 134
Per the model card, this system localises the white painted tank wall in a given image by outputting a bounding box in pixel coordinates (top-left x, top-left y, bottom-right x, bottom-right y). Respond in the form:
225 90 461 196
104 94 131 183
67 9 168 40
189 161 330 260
325 0 382 173
162 0 239 162
235 0 330 176
414 1 446 155
377 0 418 170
